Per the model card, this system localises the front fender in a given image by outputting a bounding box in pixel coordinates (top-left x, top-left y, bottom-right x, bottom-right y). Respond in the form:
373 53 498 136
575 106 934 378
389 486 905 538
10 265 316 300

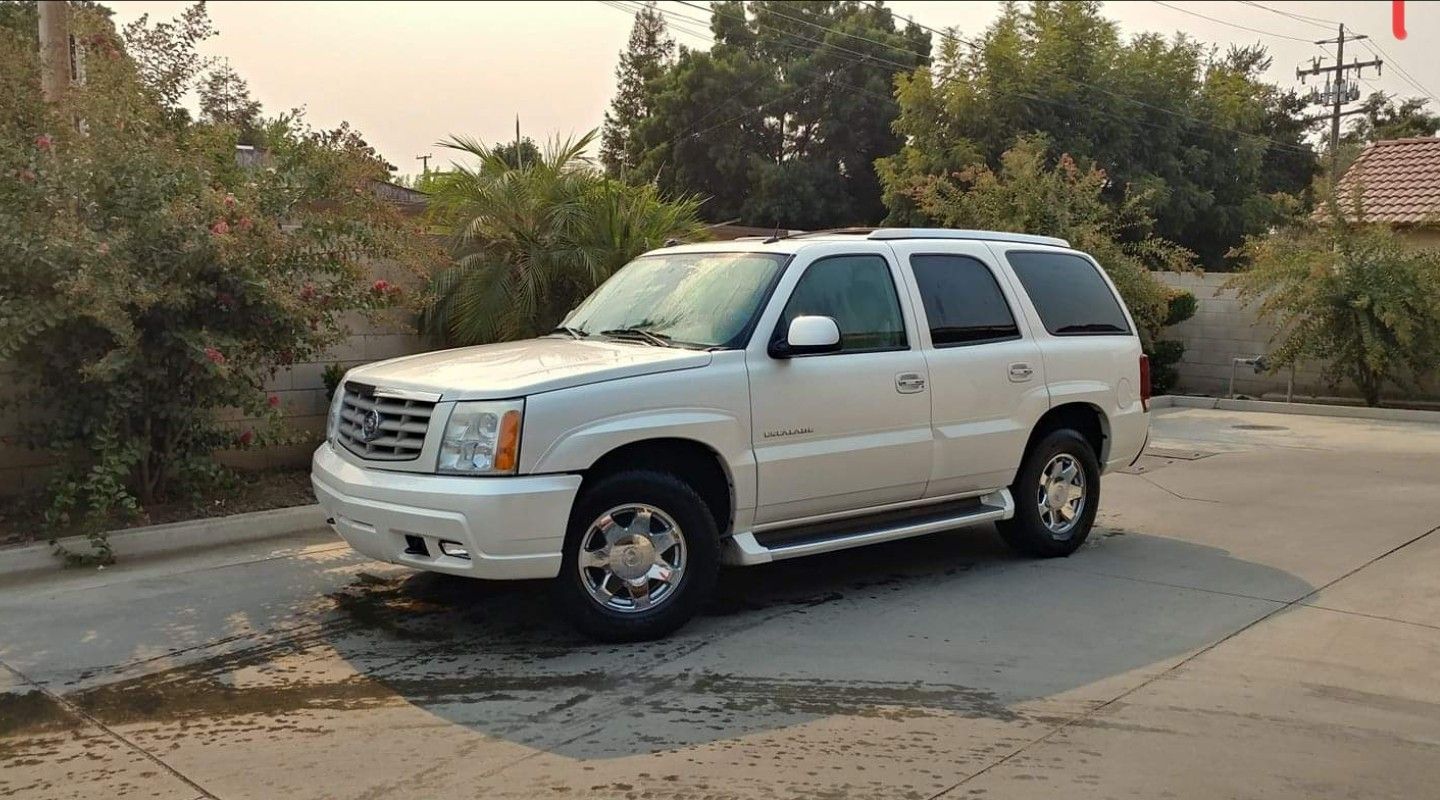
518 357 757 515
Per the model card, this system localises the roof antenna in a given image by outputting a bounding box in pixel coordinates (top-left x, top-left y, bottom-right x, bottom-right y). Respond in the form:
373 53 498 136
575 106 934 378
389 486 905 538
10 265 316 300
763 219 784 244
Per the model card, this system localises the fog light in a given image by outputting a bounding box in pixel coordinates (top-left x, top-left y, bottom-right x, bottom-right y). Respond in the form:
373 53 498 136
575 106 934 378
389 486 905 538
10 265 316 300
438 540 470 559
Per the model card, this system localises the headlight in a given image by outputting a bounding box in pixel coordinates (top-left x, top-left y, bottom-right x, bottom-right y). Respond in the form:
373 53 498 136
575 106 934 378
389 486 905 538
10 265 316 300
326 381 347 443
437 400 524 475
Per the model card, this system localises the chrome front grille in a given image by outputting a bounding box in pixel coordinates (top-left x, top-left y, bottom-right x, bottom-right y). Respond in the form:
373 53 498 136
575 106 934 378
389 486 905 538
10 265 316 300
336 383 435 461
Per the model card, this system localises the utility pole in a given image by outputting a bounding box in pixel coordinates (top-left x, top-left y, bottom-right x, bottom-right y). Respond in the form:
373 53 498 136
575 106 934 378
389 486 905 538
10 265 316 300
37 0 71 103
415 154 432 173
1297 24 1382 182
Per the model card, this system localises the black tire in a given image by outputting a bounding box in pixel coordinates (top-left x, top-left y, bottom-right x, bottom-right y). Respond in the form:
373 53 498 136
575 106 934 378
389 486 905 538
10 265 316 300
996 429 1101 558
552 469 719 642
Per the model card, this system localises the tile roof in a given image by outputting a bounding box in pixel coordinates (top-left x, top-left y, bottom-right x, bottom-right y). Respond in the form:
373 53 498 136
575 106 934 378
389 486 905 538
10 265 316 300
1333 137 1440 224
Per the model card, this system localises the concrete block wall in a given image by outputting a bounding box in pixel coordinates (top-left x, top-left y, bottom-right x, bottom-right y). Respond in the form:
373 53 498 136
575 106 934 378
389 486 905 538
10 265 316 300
1156 271 1438 402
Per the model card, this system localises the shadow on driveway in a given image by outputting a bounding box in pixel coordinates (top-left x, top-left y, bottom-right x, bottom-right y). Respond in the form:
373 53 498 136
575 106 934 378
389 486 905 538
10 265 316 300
3 526 1313 761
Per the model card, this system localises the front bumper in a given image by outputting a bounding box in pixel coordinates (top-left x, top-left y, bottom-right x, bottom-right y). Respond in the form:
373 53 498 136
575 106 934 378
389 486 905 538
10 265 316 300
311 442 581 580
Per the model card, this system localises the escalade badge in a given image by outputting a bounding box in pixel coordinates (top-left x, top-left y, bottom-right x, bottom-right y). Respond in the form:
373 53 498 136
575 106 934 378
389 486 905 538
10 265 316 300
360 408 383 442
763 427 814 439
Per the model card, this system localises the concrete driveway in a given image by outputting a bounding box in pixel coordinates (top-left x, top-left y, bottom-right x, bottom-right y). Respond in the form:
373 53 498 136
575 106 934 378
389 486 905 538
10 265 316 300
2 407 1438 799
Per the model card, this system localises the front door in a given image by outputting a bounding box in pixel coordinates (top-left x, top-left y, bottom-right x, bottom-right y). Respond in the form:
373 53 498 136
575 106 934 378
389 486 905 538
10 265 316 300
747 249 932 524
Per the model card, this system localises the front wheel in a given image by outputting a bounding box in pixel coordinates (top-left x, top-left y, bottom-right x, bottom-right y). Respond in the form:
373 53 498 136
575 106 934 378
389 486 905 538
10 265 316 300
552 470 719 642
996 429 1100 558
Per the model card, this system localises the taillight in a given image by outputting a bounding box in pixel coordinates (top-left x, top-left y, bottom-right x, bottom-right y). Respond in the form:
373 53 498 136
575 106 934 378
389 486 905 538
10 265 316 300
1139 354 1152 411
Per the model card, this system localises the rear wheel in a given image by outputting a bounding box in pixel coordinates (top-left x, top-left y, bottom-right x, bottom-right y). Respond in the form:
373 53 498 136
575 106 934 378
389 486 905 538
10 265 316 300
552 470 719 642
996 429 1100 558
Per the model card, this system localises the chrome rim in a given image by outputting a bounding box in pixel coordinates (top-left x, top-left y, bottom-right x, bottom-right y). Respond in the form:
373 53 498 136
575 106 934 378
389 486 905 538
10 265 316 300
577 504 687 613
1037 453 1086 539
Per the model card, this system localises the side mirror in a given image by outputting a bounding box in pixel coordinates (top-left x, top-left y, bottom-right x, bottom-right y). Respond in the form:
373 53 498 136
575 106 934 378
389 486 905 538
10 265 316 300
771 315 841 358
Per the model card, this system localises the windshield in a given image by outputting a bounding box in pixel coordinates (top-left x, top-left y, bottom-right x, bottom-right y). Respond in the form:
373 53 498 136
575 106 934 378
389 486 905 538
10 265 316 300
561 252 787 348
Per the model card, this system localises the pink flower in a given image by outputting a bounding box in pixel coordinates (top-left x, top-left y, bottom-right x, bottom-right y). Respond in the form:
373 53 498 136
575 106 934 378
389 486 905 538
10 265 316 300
97 242 110 255
267 394 281 408
223 193 237 210
204 346 226 365
18 168 36 184
210 219 230 236
34 134 52 152
372 279 391 293
237 430 254 446
236 216 254 233
299 283 317 302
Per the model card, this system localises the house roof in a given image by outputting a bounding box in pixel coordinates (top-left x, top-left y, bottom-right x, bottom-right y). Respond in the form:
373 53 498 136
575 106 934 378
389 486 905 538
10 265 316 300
1334 137 1440 224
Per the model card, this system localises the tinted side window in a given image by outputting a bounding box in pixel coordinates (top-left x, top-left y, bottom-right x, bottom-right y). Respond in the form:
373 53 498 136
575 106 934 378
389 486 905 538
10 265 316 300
1006 251 1131 335
910 254 1020 347
780 254 906 353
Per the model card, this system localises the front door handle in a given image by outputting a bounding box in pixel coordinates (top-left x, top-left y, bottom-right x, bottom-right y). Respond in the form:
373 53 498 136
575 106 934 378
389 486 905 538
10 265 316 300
896 372 927 394
1008 363 1034 382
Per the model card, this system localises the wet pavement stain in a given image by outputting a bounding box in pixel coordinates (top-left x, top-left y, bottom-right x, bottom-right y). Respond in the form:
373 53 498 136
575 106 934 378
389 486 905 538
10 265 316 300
3 526 1320 790
0 690 78 738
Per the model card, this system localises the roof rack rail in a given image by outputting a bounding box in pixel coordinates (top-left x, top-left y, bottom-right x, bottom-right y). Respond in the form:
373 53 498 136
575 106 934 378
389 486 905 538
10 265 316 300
865 228 1070 248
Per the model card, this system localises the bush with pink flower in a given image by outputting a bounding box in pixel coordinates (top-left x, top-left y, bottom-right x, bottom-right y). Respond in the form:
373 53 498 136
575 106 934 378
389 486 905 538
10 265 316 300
0 4 436 554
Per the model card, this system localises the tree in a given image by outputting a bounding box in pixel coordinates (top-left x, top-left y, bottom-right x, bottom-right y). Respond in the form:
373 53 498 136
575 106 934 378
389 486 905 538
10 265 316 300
1228 203 1440 407
879 1 1316 268
903 134 1191 347
420 130 704 345
198 62 262 143
624 0 930 228
0 3 434 552
601 2 674 176
490 135 541 170
1344 91 1440 145
120 0 215 113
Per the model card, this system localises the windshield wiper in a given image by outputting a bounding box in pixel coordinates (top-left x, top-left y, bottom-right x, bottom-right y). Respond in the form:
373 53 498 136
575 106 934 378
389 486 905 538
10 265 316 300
549 325 589 339
599 327 673 347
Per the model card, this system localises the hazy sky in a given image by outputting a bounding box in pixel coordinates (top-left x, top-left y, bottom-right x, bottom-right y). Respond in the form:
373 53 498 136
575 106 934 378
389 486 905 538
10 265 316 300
105 1 1439 178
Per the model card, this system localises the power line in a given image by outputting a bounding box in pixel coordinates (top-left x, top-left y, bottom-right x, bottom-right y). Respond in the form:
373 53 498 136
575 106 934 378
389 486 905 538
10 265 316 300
1237 1 1439 106
608 0 1314 157
1150 0 1317 43
670 9 1296 162
598 1 831 149
1357 38 1440 105
697 0 928 65
1237 1 1341 30
671 0 923 75
854 0 1314 155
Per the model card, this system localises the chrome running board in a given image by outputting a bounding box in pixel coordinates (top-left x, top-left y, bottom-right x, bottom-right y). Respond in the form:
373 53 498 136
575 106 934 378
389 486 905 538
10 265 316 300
724 489 1013 566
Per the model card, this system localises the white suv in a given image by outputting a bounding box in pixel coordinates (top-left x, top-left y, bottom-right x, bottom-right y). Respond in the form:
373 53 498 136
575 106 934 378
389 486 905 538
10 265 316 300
313 229 1150 640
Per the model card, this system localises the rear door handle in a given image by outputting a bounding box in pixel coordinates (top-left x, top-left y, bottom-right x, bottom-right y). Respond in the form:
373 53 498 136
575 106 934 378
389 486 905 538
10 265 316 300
1008 363 1034 382
896 372 927 393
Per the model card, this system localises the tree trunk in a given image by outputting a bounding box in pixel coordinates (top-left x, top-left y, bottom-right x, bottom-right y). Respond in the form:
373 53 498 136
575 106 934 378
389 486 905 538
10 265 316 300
1356 364 1381 407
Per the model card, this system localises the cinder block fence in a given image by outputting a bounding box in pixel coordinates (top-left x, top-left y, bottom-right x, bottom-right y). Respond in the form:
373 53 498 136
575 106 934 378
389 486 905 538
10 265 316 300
1156 271 1438 403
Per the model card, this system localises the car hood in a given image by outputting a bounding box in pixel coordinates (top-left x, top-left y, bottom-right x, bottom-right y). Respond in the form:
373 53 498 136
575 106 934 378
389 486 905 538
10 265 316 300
346 337 713 400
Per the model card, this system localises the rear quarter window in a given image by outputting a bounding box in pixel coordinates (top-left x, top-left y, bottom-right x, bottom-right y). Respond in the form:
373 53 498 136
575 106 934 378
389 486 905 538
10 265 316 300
1006 251 1131 336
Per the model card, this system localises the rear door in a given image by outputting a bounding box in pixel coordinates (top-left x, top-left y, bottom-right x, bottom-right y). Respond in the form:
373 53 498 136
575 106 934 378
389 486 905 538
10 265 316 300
887 240 1052 495
988 245 1148 468
746 244 932 524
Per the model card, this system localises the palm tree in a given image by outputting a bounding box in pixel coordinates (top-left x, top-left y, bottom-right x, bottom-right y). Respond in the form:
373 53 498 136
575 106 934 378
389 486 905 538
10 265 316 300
421 129 704 345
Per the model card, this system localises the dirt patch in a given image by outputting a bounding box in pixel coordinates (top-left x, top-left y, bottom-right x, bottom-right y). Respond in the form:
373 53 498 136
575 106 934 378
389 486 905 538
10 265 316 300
0 467 315 549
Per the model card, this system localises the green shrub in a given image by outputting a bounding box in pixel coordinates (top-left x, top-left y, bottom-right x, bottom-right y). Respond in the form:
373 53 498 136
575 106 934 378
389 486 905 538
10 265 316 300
0 6 433 556
1228 202 1440 406
1148 339 1186 395
1164 290 1198 327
